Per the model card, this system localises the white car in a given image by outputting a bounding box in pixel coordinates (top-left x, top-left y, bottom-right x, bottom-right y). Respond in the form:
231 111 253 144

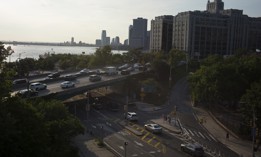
60 81 75 88
29 82 47 91
144 124 162 133
126 112 138 121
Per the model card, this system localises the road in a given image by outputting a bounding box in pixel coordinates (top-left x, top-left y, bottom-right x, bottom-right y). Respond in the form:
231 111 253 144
77 77 240 157
12 70 141 97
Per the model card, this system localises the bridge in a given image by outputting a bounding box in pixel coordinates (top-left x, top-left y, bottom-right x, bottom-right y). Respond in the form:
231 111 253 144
13 70 145 101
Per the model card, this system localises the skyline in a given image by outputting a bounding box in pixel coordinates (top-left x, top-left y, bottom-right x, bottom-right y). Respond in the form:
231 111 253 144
1 0 260 44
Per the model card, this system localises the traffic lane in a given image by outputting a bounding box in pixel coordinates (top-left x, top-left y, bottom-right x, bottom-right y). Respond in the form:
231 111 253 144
104 131 163 157
174 78 238 157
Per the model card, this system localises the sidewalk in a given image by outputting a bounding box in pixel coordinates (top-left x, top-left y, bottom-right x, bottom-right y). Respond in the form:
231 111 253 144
193 107 260 157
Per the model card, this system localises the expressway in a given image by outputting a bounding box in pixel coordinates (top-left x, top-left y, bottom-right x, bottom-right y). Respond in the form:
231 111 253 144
12 70 142 99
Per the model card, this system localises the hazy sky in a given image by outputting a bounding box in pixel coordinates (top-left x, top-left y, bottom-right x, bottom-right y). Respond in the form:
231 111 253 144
1 0 260 44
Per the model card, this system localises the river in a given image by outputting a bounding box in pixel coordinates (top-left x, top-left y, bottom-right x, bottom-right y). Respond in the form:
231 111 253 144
4 44 127 62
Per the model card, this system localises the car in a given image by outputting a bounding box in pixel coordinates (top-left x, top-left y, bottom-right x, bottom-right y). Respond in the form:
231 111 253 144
144 124 162 134
16 89 38 98
121 69 130 75
12 78 28 85
126 112 138 121
47 72 60 79
64 74 77 81
118 64 130 71
181 142 204 157
79 68 90 74
60 81 75 88
29 82 47 91
89 74 101 82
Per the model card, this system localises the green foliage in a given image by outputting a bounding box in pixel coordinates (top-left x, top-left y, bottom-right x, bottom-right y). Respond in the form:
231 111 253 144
240 81 261 129
189 54 261 109
16 58 37 76
0 98 84 157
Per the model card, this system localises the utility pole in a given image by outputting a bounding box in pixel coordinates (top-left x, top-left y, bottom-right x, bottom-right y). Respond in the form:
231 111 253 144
124 141 128 157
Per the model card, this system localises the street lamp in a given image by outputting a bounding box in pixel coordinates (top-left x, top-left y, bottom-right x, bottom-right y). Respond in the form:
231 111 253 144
124 141 128 157
252 105 256 157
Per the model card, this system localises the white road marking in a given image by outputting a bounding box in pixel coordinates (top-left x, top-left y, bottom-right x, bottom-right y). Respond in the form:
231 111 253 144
149 151 156 154
119 146 124 150
92 125 97 129
193 131 200 137
204 134 212 141
134 141 144 147
198 132 206 139
209 134 217 142
188 129 195 136
132 154 138 156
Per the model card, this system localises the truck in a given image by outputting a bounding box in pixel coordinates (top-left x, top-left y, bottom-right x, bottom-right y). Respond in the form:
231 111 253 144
104 66 118 75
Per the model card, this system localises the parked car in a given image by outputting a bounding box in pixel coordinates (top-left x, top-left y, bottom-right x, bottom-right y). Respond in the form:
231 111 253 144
144 124 162 134
126 112 138 121
47 72 60 79
121 69 130 75
12 78 28 85
29 82 47 91
60 81 75 88
16 89 38 98
181 142 204 157
64 74 77 81
89 74 101 82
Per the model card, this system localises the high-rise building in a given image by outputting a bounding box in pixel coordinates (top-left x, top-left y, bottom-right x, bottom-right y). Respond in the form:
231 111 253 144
150 15 173 53
172 0 261 59
101 30 107 46
115 36 120 45
106 37 110 46
95 39 102 47
129 17 148 50
71 37 75 45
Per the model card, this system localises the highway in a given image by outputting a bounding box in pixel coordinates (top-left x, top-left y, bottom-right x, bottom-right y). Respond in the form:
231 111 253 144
12 70 142 98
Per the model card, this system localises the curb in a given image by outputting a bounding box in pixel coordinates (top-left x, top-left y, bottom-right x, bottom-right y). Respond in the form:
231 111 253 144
103 141 122 157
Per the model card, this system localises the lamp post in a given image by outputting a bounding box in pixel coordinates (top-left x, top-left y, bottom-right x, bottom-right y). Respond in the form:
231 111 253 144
124 141 128 157
252 104 256 157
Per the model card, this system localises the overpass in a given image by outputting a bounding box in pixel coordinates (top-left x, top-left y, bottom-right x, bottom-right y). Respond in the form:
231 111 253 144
14 71 145 101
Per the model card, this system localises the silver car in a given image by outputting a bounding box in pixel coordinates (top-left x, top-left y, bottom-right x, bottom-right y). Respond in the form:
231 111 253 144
144 124 162 134
60 81 75 88
29 82 47 91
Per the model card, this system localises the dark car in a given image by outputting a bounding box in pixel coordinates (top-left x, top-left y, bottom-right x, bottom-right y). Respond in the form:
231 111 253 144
47 72 60 79
89 74 101 82
16 89 38 98
181 142 204 157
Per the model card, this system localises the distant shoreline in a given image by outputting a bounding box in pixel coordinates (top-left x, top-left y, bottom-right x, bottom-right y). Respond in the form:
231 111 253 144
2 41 130 51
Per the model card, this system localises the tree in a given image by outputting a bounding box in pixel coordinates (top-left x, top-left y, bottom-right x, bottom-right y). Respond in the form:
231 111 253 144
240 81 261 131
0 42 14 98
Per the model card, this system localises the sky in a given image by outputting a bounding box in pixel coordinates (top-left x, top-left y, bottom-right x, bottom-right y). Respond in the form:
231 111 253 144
0 0 260 44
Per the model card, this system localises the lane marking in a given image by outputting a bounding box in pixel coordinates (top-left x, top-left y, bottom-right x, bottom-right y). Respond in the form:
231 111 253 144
188 129 195 136
209 134 217 142
134 141 144 147
204 134 212 141
198 132 206 139
141 132 150 140
147 136 156 144
194 131 200 137
154 142 161 148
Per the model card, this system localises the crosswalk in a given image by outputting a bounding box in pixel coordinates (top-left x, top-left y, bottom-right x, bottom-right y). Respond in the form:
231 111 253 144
182 128 218 142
